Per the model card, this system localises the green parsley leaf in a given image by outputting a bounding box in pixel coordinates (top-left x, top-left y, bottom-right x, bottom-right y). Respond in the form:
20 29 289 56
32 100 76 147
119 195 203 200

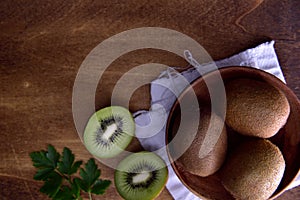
72 178 82 198
30 145 60 169
91 179 111 195
58 147 82 175
30 145 61 181
46 144 60 168
54 185 74 200
33 168 54 180
78 158 100 192
40 171 62 198
30 150 53 169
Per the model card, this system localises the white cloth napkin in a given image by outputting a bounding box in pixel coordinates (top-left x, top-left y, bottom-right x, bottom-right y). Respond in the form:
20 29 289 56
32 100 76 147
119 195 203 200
133 41 299 200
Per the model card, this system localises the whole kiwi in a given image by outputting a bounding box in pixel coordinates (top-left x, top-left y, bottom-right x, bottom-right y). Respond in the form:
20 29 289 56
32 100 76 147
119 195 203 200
220 139 285 200
225 78 290 138
176 109 227 177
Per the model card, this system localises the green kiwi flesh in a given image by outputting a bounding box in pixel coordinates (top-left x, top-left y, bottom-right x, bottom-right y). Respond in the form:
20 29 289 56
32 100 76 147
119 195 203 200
83 106 135 158
115 151 168 200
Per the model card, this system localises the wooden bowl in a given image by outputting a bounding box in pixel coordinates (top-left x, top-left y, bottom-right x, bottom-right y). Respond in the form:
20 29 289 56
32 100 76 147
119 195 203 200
165 66 300 200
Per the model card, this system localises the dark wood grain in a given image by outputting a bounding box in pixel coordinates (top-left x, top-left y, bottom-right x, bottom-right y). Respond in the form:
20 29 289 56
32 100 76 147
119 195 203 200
0 0 299 199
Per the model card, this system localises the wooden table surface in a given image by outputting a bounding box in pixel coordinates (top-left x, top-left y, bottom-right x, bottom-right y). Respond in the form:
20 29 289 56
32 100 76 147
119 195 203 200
1 0 299 199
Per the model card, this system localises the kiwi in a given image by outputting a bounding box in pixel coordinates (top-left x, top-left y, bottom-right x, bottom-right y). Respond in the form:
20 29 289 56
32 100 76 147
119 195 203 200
115 151 168 200
83 106 135 158
225 78 290 138
220 139 285 200
176 109 227 177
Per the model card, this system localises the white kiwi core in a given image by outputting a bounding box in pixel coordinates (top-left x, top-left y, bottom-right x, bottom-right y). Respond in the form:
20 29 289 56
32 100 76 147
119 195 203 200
102 123 118 141
132 171 151 184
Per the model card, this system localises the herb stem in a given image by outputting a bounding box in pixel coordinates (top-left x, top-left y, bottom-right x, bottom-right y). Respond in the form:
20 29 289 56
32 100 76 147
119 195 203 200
89 192 92 200
55 169 73 185
67 174 72 185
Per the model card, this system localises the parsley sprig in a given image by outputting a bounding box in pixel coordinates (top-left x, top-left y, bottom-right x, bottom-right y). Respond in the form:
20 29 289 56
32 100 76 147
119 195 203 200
30 145 111 200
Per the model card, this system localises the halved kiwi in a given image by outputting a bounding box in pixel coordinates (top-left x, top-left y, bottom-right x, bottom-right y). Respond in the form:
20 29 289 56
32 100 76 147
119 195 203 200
83 106 135 158
115 151 168 200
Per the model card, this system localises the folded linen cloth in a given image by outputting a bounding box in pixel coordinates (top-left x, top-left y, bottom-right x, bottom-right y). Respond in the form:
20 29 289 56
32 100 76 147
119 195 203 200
133 41 299 200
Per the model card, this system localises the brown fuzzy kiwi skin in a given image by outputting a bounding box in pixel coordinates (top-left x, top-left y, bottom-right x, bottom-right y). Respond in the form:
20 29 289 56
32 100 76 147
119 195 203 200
177 109 227 177
225 78 290 138
220 139 285 200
